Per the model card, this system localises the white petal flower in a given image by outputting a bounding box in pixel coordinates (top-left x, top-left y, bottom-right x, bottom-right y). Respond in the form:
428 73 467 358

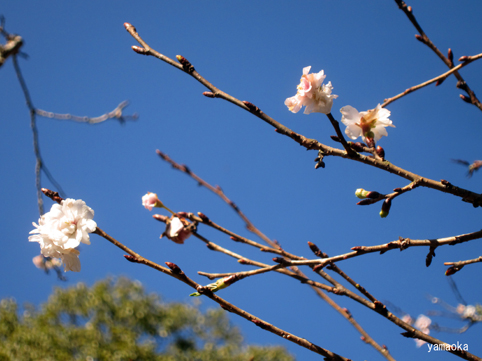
162 216 191 244
413 314 431 347
29 199 96 272
285 66 338 115
340 104 395 142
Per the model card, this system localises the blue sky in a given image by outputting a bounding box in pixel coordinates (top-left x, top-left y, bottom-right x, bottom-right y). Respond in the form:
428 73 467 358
1 1 482 360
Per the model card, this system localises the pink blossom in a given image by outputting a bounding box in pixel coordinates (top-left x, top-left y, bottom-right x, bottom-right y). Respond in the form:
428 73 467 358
285 66 338 115
142 192 160 211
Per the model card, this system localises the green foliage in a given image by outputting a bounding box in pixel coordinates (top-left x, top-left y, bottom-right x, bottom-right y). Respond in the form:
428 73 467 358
0 277 294 361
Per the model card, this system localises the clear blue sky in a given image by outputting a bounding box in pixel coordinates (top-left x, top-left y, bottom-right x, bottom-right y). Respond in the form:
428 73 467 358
2 1 482 360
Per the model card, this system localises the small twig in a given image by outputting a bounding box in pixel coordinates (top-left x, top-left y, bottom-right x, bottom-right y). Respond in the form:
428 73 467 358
35 101 138 124
444 256 482 276
326 113 355 156
394 0 482 111
273 229 482 268
156 150 277 247
13 55 66 213
382 53 482 108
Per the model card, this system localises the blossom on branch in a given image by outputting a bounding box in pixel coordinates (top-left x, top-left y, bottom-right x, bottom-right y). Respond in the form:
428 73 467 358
285 66 338 115
413 314 431 347
340 104 394 143
142 192 162 211
29 199 97 272
162 216 192 244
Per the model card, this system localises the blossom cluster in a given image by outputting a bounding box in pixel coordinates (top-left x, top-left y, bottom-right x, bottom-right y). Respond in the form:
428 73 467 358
285 66 395 143
29 199 97 272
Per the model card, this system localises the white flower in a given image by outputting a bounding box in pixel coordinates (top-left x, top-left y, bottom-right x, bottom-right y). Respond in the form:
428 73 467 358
29 199 96 272
340 104 394 142
285 66 338 115
162 216 191 244
413 314 431 347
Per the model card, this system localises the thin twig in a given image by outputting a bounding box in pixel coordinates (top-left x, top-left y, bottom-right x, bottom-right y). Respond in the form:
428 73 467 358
156 150 277 247
394 0 482 111
125 23 482 208
35 101 138 124
382 53 482 108
444 256 482 276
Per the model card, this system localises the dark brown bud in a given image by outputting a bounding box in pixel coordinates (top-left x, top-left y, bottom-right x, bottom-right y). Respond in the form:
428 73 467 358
176 55 195 72
197 212 210 223
222 274 240 286
124 23 135 32
153 214 168 223
131 46 148 55
242 101 260 112
252 319 268 329
458 55 469 62
445 266 462 276
238 258 248 264
448 48 454 65
308 242 322 257
380 198 392 218
415 34 425 43
393 187 402 192
376 145 385 158
312 264 324 272
272 257 285 264
124 255 139 263
435 78 445 87
330 135 341 143
203 91 215 98
314 161 325 169
165 262 182 274
350 142 365 152
356 199 373 206
367 191 381 199
177 211 189 217
460 94 472 104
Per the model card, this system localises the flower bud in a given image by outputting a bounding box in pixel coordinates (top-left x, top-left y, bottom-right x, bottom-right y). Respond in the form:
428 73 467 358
460 94 472 104
376 145 385 158
355 189 381 199
380 198 392 218
131 46 148 55
142 192 163 211
355 189 370 199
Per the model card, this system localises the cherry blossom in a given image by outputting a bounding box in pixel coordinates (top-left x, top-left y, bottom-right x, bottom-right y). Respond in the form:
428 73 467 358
340 104 394 142
285 66 338 115
29 199 96 272
162 216 191 244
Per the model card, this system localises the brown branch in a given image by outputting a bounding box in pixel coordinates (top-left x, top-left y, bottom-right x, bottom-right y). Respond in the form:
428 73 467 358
445 256 482 276
394 0 482 111
283 229 482 269
125 23 482 209
156 150 277 247
382 53 482 108
35 101 138 125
